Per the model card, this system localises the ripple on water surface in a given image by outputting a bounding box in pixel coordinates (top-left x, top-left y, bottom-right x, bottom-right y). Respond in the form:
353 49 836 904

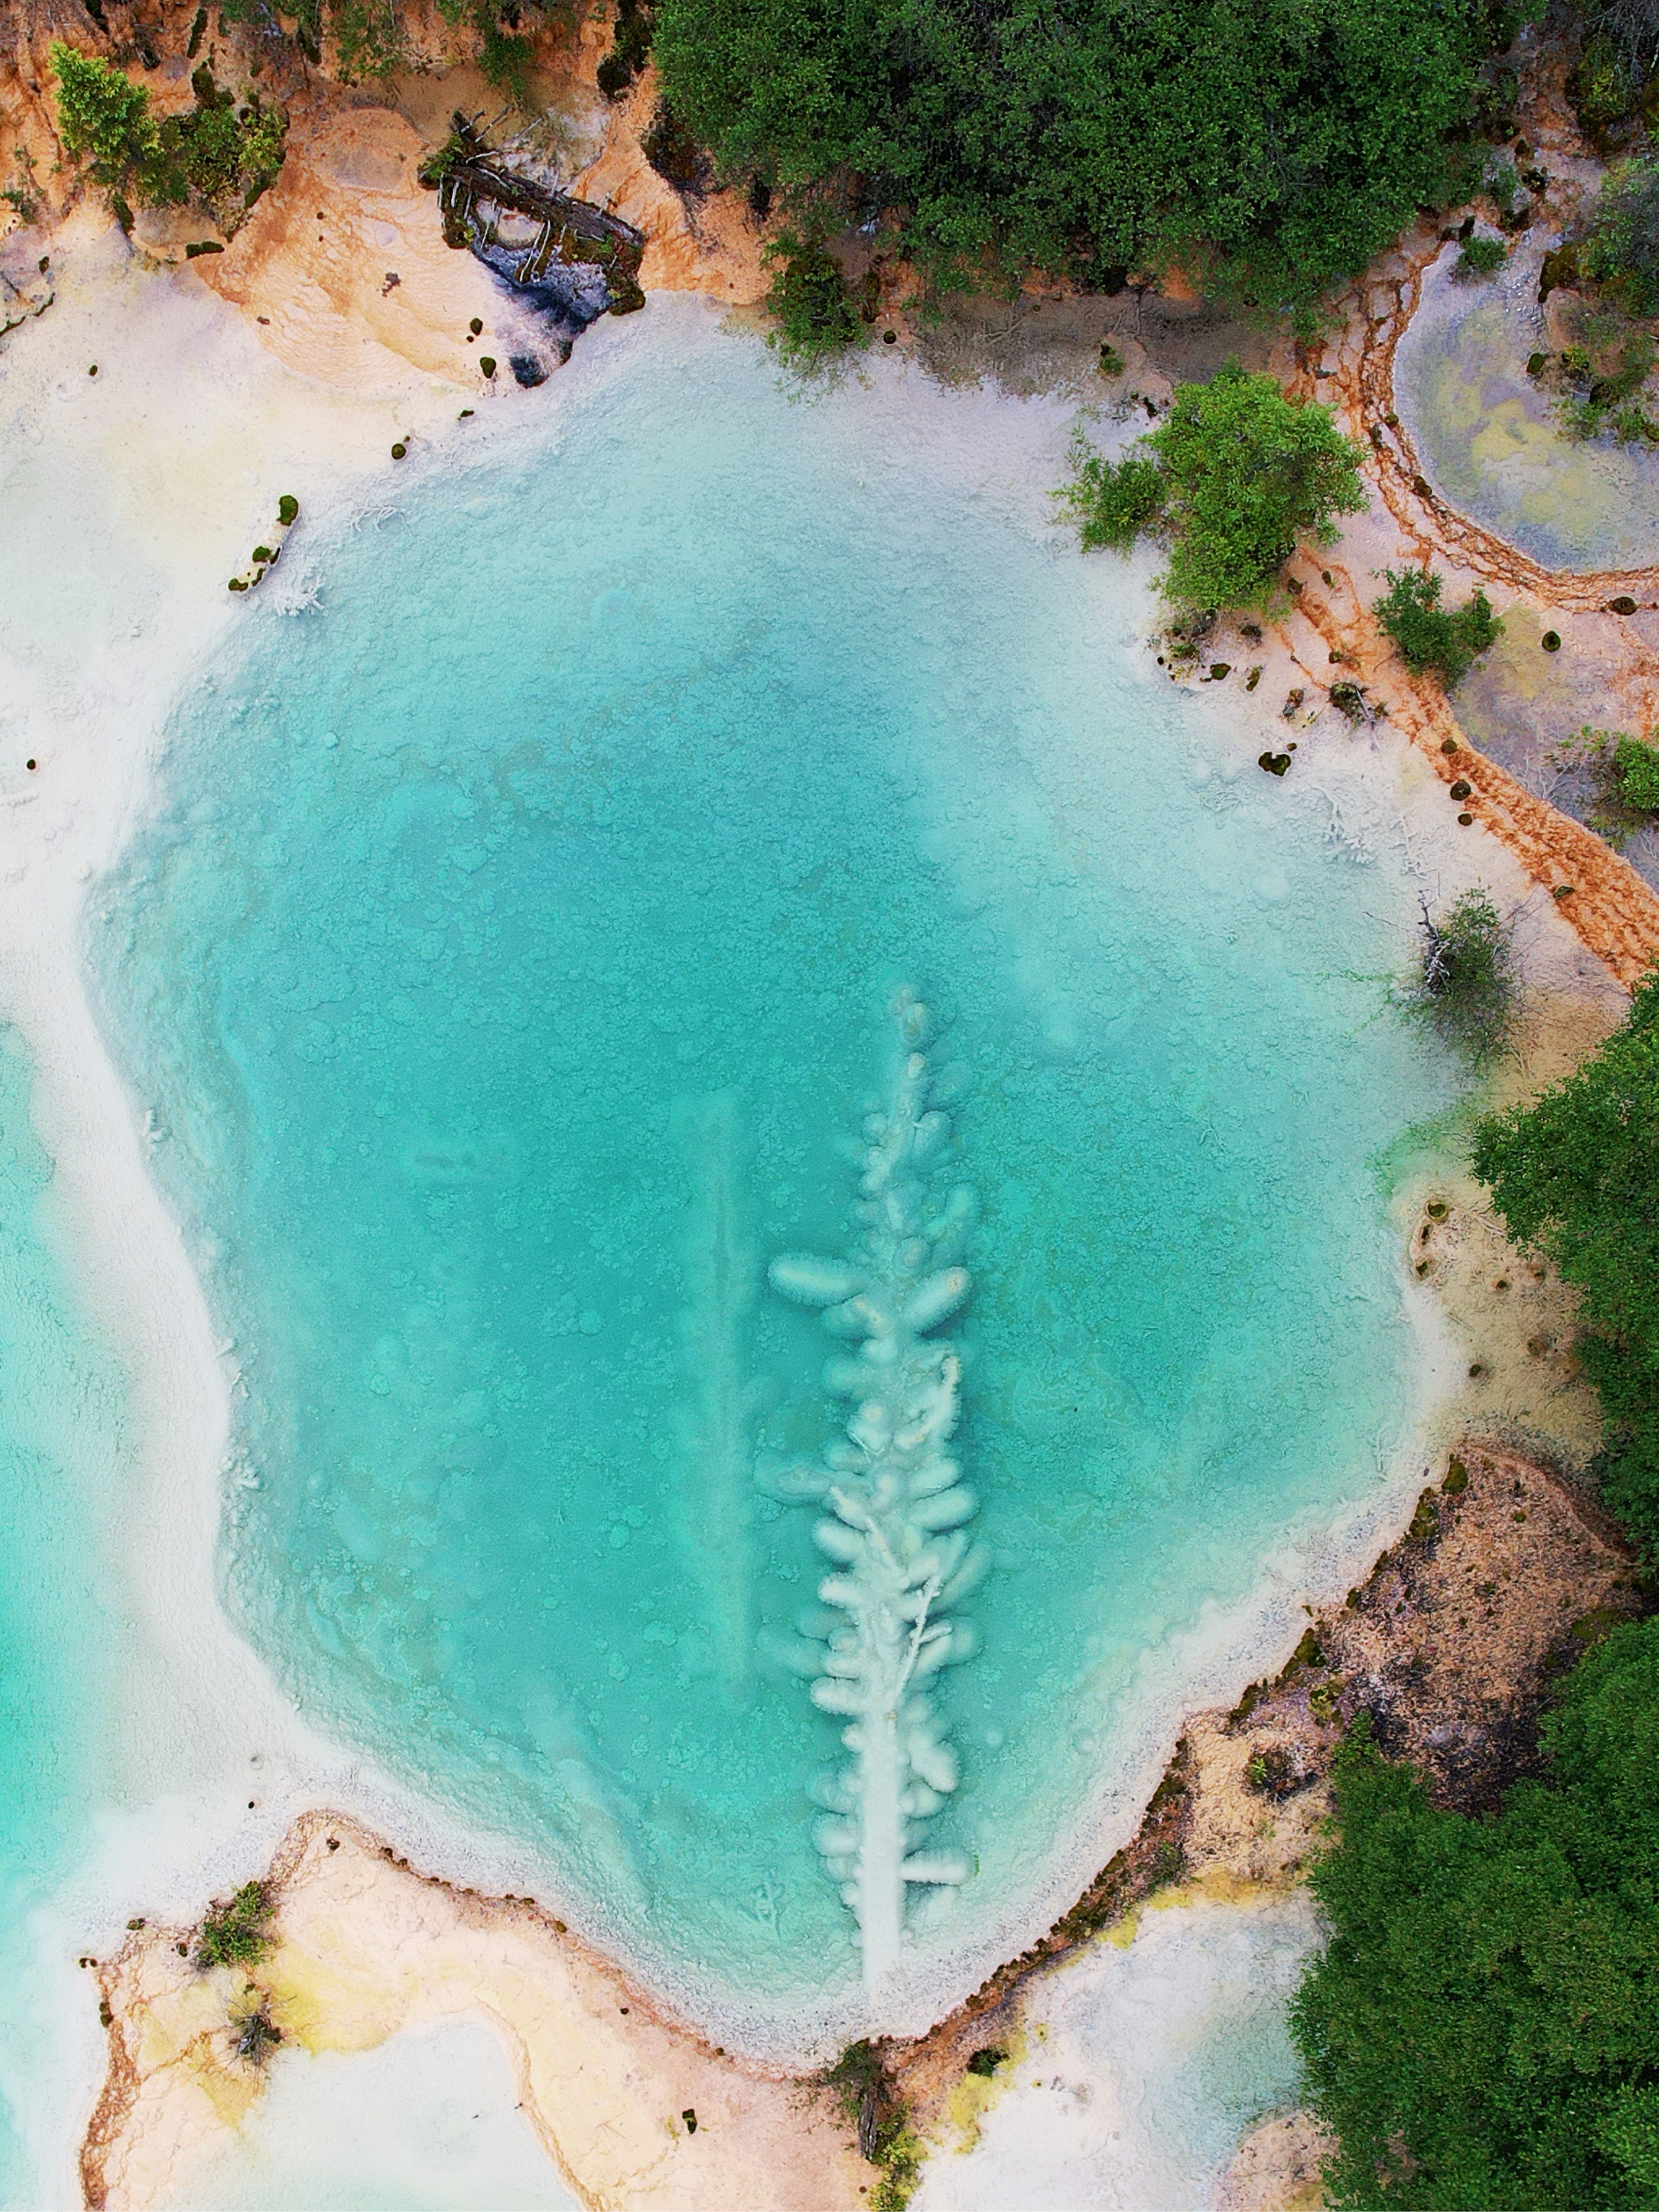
94 303 1452 2043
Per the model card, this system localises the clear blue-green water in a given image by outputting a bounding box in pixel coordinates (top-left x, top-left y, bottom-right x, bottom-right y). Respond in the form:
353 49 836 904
0 1028 130 2202
91 302 1450 2039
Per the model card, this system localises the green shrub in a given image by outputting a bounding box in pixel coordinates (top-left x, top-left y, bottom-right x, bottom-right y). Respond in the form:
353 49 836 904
50 45 285 215
1582 155 1659 314
1397 887 1515 1066
1455 234 1507 278
1374 567 1501 685
1618 731 1659 809
1549 725 1659 846
762 234 861 365
194 1879 273 1971
51 46 162 194
1059 451 1166 552
1473 970 1659 1556
1294 1628 1659 2210
1150 367 1364 611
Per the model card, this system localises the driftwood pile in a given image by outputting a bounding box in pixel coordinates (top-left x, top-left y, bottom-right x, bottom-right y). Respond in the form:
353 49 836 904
421 112 645 323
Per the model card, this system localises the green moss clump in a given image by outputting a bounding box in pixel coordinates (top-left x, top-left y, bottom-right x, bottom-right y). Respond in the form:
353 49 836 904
966 2045 1006 2077
277 495 299 527
1443 1453 1469 1494
1408 1488 1441 1544
194 1879 273 1970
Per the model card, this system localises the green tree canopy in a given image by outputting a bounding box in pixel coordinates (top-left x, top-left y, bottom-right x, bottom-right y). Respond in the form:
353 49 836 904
1584 156 1659 314
1293 1621 1659 2210
51 45 162 193
1148 366 1364 610
654 0 1496 309
1063 365 1364 611
51 46 285 217
1472 970 1659 1553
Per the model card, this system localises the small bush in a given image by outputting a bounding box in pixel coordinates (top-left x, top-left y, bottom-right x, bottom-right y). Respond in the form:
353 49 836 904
1550 309 1656 441
1549 725 1659 845
51 46 161 193
1398 887 1515 1066
1582 155 1659 314
1456 235 1507 279
763 235 861 366
194 1879 273 1971
1058 450 1166 552
1619 732 1659 809
1374 567 1501 686
232 1998 282 2067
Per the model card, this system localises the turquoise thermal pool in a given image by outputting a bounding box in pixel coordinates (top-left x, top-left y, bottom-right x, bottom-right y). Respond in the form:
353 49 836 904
91 300 1452 2045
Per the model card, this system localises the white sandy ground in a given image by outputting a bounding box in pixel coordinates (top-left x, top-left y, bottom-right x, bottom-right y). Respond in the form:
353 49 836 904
0 204 1630 2210
168 2017 584 2211
913 1888 1321 2212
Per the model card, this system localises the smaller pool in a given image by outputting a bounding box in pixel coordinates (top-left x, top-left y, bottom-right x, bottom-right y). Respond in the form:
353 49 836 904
168 2019 580 2211
1394 241 1659 571
913 1889 1318 2211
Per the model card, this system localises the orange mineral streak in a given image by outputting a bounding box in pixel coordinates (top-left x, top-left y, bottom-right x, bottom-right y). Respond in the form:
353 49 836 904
1282 228 1659 986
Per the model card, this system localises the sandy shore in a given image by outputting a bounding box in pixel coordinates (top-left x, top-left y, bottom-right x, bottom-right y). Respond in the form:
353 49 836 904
85 1817 867 2212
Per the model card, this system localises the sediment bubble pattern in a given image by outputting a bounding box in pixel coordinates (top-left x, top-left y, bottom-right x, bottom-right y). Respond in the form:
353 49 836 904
766 991 987 1996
